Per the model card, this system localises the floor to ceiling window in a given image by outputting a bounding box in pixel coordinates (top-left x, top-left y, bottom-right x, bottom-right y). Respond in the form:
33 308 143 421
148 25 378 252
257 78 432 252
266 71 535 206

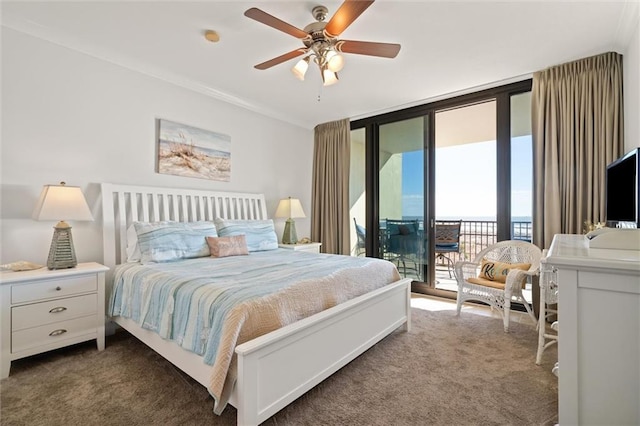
350 80 533 299
510 91 533 241
433 100 497 291
349 127 366 257
378 117 426 280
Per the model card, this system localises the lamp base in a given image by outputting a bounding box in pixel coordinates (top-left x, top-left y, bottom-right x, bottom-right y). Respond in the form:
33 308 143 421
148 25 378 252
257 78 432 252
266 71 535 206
282 218 298 244
47 221 77 270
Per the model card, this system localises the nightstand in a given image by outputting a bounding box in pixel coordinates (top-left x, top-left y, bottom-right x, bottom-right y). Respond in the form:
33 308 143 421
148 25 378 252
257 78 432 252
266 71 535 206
0 262 109 378
278 242 322 254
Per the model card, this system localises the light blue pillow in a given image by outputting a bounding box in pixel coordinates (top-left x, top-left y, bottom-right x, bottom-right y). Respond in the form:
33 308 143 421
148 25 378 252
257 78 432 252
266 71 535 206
134 221 217 263
214 218 278 252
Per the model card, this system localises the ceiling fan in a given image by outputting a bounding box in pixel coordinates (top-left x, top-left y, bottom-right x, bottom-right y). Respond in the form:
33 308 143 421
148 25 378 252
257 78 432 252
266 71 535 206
244 0 401 86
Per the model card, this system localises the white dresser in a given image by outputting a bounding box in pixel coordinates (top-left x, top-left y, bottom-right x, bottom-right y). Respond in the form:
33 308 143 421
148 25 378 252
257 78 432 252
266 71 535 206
0 262 109 378
543 234 640 425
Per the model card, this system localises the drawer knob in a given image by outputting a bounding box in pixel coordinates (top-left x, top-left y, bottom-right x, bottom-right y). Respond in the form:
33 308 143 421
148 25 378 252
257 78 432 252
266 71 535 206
49 306 67 314
49 329 67 337
55 286 62 291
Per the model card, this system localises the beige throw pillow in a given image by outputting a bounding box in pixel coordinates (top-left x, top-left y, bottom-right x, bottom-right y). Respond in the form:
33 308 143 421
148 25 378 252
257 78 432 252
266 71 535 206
206 235 249 258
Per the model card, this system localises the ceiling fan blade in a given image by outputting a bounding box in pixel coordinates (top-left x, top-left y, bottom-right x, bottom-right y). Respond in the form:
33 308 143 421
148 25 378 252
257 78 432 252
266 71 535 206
244 8 309 40
336 40 401 58
324 0 374 38
254 49 306 70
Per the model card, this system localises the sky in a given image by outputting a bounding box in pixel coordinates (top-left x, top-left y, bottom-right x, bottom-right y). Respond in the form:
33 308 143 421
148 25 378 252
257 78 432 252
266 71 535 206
401 136 532 220
159 119 231 154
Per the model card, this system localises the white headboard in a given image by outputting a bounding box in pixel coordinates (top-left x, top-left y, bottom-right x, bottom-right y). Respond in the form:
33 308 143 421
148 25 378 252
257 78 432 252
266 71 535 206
101 183 268 275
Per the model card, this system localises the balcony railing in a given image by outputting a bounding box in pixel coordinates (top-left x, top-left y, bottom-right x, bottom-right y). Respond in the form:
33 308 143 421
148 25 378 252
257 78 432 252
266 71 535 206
372 220 532 269
371 219 533 281
443 220 533 265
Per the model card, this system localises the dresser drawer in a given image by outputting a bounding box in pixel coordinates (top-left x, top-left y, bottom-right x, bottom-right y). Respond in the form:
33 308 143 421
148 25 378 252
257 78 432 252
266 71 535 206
11 274 97 304
12 315 97 354
12 294 98 331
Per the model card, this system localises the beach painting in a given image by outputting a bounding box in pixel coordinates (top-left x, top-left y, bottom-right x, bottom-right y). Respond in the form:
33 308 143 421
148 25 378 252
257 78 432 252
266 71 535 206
157 119 231 182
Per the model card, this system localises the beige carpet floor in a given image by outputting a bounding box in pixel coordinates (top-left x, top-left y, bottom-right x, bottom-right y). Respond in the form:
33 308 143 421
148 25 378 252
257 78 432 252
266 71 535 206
1 303 558 426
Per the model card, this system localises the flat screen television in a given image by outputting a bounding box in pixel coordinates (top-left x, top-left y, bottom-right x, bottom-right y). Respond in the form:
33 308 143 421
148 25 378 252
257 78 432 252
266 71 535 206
606 147 640 227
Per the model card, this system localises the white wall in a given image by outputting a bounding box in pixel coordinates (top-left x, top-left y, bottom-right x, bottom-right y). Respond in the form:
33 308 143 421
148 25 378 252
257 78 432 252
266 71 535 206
624 15 640 152
0 29 314 265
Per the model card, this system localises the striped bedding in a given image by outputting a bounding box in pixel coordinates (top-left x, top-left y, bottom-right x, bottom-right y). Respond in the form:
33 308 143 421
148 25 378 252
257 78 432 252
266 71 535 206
108 249 401 413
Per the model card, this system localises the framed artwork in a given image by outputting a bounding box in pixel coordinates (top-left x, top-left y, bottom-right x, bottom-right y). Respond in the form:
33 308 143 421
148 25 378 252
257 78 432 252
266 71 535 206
156 119 231 182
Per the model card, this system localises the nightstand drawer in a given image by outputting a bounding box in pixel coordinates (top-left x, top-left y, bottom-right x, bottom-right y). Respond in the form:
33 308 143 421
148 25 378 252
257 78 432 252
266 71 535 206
12 315 97 354
12 294 98 331
11 274 97 304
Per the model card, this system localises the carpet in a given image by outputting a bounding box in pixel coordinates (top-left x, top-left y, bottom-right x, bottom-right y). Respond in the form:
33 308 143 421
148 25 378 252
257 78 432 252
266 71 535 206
0 305 558 425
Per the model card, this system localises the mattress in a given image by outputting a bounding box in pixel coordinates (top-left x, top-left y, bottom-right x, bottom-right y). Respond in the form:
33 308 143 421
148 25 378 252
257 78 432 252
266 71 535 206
108 248 400 413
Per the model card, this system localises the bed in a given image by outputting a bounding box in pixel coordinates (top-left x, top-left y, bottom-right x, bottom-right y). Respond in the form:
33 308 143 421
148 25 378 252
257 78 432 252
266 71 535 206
101 183 412 425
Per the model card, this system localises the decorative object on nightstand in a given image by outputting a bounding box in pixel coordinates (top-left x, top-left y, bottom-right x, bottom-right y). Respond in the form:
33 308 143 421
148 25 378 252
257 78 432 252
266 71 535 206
0 261 44 272
32 182 94 270
275 197 306 244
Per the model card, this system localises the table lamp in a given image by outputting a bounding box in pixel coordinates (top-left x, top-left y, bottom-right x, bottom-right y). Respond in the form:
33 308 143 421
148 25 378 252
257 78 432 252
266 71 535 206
32 182 94 269
275 197 306 244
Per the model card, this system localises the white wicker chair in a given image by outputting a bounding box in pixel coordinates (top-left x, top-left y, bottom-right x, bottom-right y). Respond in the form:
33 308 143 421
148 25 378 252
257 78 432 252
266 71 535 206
455 240 542 332
536 251 559 364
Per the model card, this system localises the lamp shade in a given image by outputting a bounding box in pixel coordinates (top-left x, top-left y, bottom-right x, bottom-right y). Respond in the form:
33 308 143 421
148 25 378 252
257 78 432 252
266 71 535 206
32 182 93 222
291 57 309 81
325 50 344 72
322 68 339 86
275 197 306 219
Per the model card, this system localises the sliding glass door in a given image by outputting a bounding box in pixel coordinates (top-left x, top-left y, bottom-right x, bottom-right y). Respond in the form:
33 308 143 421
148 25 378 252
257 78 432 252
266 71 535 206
378 117 427 280
350 80 533 299
433 101 496 290
510 91 533 242
349 127 367 257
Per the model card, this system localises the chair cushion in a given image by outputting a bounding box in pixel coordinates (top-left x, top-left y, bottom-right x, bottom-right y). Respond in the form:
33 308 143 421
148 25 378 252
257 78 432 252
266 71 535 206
435 243 459 253
398 225 412 235
436 242 458 248
387 221 418 236
467 276 506 289
479 259 531 283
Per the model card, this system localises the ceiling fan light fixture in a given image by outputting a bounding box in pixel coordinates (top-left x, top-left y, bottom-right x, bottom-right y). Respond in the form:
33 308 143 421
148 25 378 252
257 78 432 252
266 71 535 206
292 57 310 80
322 68 339 86
245 2 400 89
325 50 344 72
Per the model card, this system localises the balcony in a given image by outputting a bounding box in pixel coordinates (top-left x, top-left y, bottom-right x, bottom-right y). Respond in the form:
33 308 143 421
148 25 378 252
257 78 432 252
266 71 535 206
378 219 533 292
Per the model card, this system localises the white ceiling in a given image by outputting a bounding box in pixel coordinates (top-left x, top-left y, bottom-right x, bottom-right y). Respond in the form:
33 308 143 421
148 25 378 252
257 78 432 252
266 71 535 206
2 1 638 130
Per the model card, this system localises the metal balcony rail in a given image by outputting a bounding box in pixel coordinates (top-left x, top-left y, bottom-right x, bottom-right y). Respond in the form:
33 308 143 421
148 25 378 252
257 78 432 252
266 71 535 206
443 220 532 266
372 219 532 277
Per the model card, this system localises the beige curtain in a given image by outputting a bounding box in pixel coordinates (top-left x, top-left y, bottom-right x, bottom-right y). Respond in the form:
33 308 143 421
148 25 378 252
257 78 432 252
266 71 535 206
532 52 624 249
311 118 350 254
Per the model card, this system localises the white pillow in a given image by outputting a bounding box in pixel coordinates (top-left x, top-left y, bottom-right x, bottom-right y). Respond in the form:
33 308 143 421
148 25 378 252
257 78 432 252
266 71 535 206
125 223 143 262
133 221 218 263
126 221 179 262
213 218 278 252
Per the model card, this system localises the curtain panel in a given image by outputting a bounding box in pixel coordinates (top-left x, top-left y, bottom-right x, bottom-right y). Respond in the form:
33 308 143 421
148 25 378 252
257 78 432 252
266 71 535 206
311 118 351 254
532 52 624 248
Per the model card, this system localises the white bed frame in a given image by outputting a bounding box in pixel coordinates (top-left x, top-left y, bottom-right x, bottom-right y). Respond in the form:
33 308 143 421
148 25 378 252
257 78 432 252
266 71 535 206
101 183 411 426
